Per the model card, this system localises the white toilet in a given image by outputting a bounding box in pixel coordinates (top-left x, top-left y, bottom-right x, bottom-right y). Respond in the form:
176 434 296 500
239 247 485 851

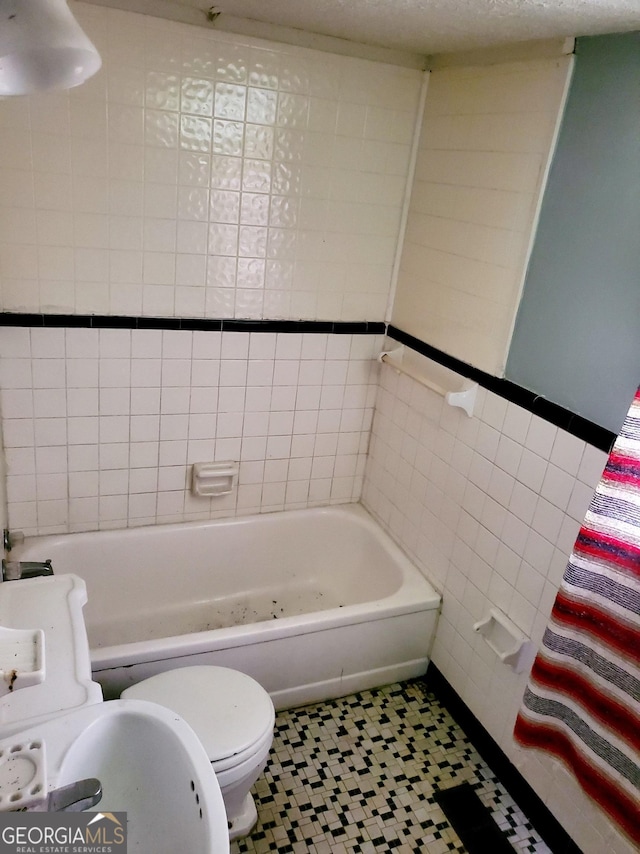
121 665 275 841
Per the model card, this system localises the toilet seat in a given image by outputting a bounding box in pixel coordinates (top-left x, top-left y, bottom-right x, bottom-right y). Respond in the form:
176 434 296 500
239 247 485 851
121 666 275 768
122 665 275 842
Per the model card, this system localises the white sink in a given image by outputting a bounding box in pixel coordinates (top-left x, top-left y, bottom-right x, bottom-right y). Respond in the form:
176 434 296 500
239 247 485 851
0 574 230 853
0 698 230 853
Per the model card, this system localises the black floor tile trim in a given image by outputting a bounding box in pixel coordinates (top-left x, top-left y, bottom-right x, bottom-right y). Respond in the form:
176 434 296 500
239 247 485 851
427 663 583 854
434 782 516 854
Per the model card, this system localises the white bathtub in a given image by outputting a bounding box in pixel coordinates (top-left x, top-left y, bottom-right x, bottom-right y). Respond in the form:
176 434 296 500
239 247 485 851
18 504 440 709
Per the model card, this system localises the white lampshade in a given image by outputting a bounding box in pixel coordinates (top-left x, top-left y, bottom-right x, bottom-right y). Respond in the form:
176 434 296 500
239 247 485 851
0 0 102 96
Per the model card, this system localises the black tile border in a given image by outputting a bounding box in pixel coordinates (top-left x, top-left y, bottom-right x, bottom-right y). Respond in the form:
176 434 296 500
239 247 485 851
387 325 616 453
426 662 583 854
0 313 385 336
433 782 516 854
0 312 616 451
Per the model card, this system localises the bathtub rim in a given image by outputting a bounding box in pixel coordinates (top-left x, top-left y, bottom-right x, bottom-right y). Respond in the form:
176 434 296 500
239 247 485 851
19 503 442 673
90 591 439 671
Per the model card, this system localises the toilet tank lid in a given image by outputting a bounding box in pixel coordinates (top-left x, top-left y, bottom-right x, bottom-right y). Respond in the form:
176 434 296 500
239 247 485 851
121 665 275 762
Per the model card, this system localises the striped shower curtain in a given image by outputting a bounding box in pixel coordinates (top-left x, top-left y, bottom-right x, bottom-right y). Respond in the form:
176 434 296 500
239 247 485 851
514 387 640 845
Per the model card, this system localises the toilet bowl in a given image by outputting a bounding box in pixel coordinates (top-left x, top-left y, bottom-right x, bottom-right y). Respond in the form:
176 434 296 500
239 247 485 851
121 665 275 841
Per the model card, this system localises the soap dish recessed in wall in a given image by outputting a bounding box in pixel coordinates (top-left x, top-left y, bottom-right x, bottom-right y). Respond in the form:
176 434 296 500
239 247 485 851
191 461 238 497
378 346 477 417
473 609 533 673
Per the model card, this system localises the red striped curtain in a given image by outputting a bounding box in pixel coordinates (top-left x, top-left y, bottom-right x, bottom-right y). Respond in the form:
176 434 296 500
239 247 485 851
514 387 640 845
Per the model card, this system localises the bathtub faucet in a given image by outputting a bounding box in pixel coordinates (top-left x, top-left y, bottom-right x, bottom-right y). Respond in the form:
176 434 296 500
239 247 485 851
2 559 54 582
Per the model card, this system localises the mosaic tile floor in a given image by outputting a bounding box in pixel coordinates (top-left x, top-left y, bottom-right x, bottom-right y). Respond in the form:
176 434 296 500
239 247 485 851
231 681 551 854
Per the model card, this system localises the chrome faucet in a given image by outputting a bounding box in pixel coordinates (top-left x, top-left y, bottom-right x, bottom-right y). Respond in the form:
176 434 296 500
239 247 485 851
49 778 103 812
2 560 54 581
30 778 103 812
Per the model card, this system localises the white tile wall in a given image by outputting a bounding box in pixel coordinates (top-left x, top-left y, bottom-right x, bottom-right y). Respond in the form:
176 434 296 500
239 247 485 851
0 10 626 848
0 327 382 534
0 3 422 323
361 346 633 854
391 56 572 374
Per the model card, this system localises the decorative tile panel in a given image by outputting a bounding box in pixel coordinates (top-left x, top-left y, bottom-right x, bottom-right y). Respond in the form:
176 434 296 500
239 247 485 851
0 3 422 323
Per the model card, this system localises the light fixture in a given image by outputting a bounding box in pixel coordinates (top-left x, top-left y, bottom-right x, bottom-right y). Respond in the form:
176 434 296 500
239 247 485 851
0 0 101 96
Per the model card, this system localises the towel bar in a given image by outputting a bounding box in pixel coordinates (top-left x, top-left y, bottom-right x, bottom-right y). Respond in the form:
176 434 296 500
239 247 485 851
378 347 477 416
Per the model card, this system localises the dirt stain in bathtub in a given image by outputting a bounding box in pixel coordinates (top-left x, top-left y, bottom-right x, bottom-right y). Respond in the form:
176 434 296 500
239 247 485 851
194 591 338 633
269 600 286 620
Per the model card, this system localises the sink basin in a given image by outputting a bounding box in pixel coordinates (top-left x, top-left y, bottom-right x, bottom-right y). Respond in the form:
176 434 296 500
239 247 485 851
0 574 230 850
0 699 230 854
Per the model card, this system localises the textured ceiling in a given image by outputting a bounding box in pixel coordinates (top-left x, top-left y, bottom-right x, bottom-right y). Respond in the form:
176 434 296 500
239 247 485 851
85 0 640 56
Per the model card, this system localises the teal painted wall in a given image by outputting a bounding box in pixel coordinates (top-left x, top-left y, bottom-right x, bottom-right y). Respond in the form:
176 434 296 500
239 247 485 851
506 32 640 433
